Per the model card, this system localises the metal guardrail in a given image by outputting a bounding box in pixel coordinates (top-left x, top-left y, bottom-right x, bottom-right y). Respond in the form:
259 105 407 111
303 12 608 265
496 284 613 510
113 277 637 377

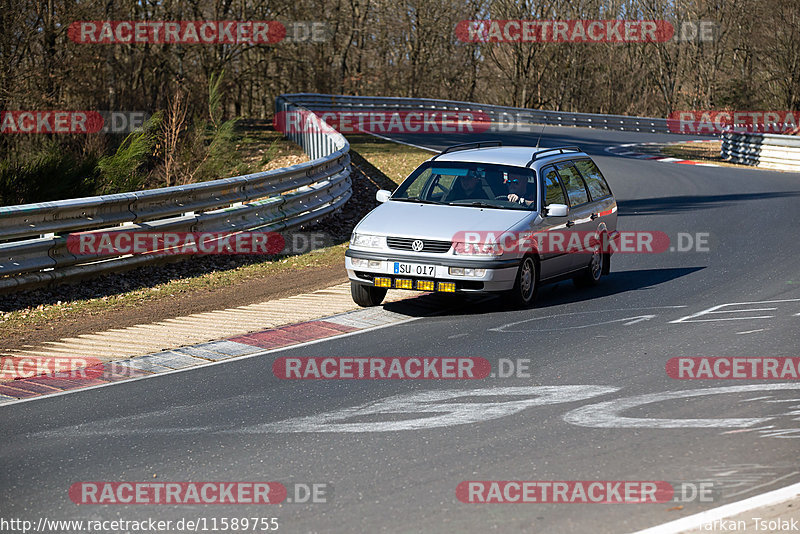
721 132 800 171
285 94 800 171
0 97 351 293
280 93 673 133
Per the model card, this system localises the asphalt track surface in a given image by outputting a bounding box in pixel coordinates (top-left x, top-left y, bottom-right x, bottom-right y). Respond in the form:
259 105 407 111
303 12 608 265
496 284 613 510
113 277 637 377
2 126 800 533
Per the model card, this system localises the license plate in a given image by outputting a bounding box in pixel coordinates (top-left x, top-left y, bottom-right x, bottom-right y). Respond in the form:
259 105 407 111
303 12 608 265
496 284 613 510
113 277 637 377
393 262 436 276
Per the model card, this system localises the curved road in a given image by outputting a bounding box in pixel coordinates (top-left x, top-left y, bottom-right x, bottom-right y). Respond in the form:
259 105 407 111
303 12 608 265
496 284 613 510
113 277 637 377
2 126 799 533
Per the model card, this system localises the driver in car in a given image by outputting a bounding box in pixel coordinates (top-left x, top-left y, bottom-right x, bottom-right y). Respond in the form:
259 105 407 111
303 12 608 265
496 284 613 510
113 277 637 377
504 173 534 206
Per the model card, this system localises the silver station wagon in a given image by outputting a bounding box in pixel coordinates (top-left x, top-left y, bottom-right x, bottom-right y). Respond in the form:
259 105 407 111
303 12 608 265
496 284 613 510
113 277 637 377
345 142 619 307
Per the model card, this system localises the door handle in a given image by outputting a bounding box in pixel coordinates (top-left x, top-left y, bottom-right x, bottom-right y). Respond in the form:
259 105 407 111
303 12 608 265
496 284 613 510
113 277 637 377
566 220 575 228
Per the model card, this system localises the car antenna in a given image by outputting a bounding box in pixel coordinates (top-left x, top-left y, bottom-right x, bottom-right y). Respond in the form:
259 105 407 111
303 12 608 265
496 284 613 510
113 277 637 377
535 124 545 149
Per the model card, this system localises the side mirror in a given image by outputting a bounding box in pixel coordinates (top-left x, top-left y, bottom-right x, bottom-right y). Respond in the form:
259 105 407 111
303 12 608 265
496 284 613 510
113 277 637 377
376 190 391 203
545 203 568 217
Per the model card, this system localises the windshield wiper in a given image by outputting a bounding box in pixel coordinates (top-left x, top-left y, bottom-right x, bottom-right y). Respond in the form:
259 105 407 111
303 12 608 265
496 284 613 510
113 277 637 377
449 200 499 208
391 197 442 205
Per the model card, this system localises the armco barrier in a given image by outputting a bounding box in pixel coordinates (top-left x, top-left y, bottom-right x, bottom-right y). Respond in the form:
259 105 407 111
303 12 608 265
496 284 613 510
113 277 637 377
280 93 672 133
0 97 351 293
283 94 800 171
721 131 800 171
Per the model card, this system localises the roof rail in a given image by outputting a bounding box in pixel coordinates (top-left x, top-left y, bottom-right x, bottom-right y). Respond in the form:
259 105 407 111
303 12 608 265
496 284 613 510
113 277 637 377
525 146 582 167
431 141 503 160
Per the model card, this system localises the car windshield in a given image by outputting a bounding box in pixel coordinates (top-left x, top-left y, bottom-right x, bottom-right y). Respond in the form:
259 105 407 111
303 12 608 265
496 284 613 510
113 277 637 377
391 162 537 210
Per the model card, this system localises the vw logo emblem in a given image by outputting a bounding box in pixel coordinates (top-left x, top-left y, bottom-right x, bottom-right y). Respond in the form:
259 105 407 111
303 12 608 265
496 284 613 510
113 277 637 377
411 240 424 251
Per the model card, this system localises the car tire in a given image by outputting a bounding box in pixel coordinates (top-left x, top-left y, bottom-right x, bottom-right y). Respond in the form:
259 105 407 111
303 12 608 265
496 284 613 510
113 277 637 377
573 244 603 287
504 256 538 308
351 281 388 307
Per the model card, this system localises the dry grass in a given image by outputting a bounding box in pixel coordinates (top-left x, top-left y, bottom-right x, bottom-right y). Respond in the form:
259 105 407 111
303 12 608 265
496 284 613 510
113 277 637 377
659 141 750 168
0 244 346 336
235 126 309 172
347 134 433 185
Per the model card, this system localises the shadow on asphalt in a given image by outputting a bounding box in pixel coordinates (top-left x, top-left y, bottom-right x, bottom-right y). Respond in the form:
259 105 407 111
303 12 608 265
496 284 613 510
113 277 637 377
381 266 704 317
617 191 800 216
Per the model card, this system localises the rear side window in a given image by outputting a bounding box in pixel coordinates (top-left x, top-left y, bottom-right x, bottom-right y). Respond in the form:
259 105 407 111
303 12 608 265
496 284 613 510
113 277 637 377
542 166 566 206
574 159 611 200
555 162 589 206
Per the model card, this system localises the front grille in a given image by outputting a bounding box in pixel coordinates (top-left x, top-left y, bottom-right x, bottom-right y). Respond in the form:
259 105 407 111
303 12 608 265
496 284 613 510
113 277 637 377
386 237 452 253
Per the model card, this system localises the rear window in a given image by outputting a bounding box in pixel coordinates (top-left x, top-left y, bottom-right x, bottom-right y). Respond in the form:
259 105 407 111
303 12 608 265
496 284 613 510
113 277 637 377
574 159 612 200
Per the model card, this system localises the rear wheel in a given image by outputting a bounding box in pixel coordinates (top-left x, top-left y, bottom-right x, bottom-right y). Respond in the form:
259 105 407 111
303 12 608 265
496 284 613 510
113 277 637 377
573 245 603 287
351 281 388 307
504 256 538 308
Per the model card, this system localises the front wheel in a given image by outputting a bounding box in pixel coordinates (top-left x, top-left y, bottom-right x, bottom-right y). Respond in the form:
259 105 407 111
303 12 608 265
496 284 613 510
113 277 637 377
504 256 538 308
351 281 388 307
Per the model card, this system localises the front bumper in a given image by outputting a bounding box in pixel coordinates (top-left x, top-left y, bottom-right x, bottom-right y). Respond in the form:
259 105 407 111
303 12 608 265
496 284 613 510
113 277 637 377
345 248 520 293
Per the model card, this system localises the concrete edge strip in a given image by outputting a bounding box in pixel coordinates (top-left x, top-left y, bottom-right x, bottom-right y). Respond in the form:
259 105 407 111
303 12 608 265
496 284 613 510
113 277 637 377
629 481 800 534
604 140 720 167
0 279 428 399
0 312 423 407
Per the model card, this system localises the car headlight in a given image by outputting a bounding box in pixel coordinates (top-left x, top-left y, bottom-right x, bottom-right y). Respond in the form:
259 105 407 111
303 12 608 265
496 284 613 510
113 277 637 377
452 242 502 257
350 233 384 248
448 267 487 276
350 258 382 268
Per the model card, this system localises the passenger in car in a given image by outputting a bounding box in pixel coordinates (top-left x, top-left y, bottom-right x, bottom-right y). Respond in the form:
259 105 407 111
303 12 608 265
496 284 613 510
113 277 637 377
448 171 490 201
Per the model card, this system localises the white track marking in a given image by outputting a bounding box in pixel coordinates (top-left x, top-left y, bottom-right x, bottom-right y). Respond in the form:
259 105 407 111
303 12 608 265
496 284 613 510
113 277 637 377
236 386 619 433
624 315 656 325
491 306 686 333
725 472 800 498
671 299 800 324
563 384 800 429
